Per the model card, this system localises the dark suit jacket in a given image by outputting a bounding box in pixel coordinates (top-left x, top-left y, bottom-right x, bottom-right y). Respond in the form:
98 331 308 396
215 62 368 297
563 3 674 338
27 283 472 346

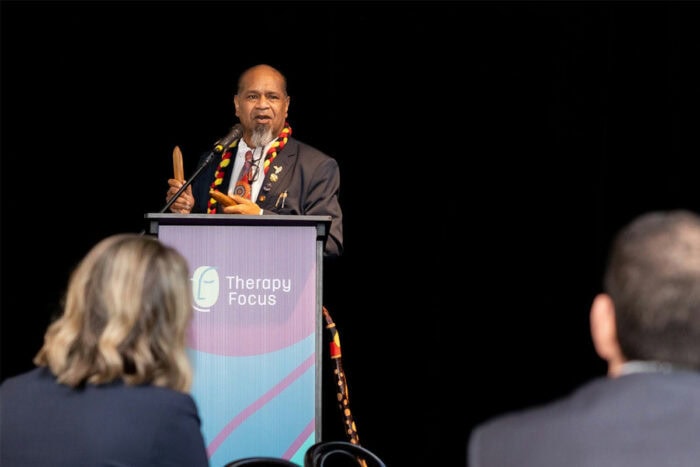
468 371 700 467
191 136 343 257
0 367 210 467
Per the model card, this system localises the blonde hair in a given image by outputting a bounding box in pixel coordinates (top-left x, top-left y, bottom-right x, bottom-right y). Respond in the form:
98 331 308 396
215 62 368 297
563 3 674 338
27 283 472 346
34 234 194 392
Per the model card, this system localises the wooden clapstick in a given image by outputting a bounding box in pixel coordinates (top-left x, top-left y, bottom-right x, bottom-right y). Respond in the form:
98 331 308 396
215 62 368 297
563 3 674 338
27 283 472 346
173 146 185 181
209 188 238 206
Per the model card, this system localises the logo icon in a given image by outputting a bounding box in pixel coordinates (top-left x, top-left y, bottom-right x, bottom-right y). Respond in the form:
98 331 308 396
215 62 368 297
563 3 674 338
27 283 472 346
192 266 220 312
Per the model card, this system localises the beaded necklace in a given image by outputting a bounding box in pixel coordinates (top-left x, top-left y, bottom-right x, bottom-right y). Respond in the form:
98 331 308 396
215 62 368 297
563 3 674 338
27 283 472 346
207 122 292 213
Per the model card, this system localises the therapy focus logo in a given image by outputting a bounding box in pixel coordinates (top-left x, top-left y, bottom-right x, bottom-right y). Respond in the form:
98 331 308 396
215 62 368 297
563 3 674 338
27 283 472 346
192 266 220 312
186 261 300 354
190 264 293 313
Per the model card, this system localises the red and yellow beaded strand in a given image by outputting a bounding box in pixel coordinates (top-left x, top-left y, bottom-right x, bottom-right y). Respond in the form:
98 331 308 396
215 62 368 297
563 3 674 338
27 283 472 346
206 141 238 213
206 122 292 213
262 123 291 177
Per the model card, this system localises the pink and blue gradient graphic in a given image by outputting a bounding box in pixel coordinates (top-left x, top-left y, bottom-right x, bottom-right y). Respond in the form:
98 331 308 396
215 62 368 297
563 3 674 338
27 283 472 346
159 224 319 466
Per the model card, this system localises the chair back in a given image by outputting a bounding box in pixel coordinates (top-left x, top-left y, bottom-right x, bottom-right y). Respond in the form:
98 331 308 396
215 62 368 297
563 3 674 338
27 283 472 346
303 441 386 467
223 456 299 466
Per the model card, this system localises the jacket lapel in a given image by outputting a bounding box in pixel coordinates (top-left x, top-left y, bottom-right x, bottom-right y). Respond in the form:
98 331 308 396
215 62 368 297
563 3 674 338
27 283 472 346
257 139 297 208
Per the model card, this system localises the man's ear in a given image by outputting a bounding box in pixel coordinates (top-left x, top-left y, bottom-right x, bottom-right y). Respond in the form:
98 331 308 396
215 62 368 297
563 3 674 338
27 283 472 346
590 293 625 376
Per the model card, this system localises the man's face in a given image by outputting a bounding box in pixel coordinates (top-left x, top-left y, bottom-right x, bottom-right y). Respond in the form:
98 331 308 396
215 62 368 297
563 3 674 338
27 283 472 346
234 67 290 147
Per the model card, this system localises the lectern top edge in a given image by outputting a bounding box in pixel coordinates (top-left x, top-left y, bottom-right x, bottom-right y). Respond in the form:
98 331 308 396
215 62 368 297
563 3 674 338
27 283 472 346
143 213 331 238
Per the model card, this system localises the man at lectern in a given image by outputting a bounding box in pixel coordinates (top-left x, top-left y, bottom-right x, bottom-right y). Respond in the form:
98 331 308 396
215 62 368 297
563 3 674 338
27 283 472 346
165 63 343 258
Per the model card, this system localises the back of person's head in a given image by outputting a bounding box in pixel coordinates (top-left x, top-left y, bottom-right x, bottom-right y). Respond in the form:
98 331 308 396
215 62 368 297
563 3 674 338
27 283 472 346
604 209 700 370
33 233 194 392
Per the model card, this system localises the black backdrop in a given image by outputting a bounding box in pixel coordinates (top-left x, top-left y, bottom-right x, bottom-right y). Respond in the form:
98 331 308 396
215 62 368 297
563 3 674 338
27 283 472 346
3 1 700 465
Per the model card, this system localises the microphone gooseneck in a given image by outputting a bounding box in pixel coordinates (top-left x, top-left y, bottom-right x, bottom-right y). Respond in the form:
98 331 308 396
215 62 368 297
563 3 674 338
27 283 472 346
159 124 244 213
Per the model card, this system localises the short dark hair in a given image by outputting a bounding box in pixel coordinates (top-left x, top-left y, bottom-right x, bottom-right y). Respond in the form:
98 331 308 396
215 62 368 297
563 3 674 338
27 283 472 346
604 209 700 369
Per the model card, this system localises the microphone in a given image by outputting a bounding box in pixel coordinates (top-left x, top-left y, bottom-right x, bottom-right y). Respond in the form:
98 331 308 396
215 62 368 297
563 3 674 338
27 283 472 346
195 123 244 172
212 124 244 154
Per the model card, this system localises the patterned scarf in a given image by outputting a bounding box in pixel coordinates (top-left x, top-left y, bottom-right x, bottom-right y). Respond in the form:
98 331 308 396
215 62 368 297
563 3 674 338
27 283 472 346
207 122 292 213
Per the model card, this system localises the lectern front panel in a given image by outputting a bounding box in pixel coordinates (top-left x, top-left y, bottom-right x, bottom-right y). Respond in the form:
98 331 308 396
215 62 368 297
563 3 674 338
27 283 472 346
159 223 319 466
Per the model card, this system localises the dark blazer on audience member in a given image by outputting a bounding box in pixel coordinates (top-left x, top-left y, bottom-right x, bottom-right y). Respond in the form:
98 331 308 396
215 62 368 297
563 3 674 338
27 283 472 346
468 370 700 467
0 367 210 467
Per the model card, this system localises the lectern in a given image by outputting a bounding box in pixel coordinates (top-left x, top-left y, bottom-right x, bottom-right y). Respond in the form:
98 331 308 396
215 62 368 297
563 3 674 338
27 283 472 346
144 213 331 466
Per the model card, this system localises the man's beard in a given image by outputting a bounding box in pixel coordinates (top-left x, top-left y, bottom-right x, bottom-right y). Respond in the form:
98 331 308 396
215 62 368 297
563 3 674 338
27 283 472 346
250 124 275 148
